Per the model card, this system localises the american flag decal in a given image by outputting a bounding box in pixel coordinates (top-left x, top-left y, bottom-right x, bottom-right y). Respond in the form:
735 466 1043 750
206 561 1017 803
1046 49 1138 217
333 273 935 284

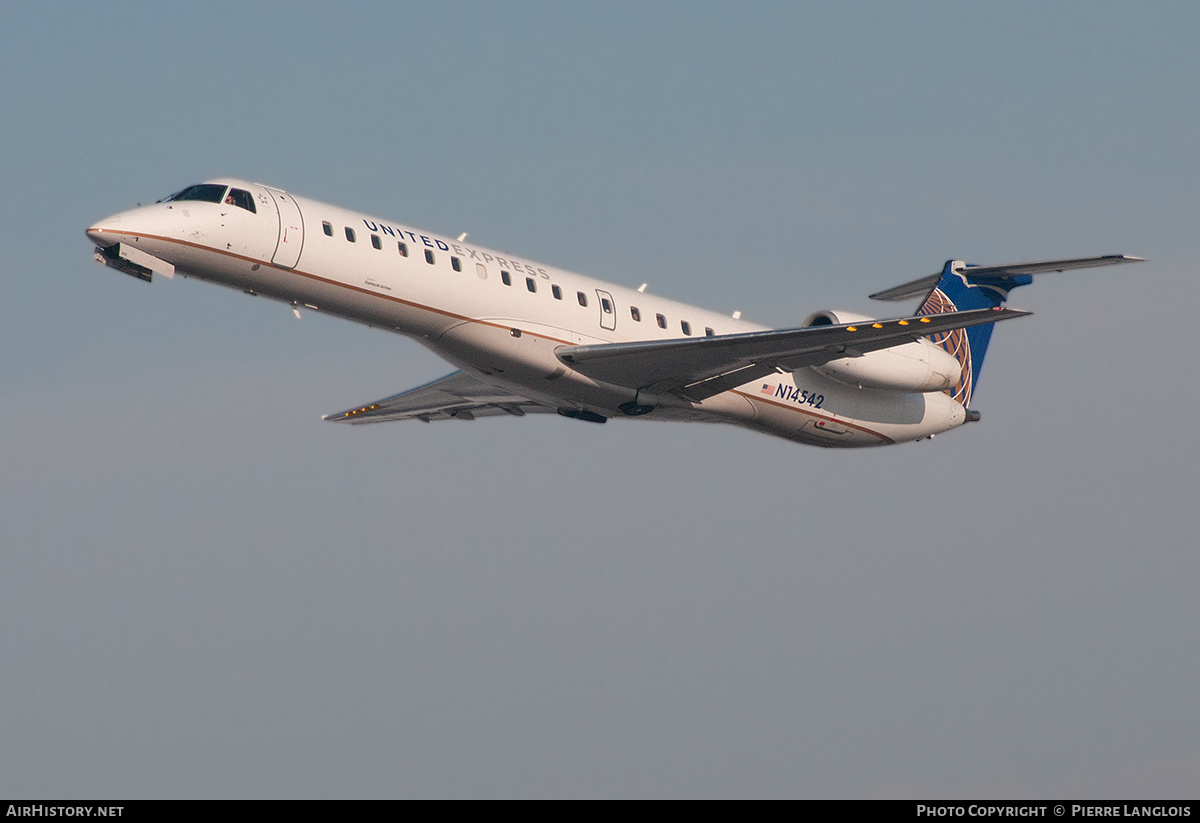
761 384 774 395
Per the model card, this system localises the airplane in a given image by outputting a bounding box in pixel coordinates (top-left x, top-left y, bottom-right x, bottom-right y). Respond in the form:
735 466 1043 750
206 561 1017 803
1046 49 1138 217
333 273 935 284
85 179 1142 448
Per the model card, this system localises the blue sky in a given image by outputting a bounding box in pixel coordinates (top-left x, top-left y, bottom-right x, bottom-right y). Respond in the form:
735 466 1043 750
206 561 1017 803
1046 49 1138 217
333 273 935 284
2 1 1198 798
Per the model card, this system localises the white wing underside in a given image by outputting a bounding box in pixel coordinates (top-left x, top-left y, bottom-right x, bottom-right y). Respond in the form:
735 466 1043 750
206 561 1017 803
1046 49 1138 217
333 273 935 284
325 371 556 424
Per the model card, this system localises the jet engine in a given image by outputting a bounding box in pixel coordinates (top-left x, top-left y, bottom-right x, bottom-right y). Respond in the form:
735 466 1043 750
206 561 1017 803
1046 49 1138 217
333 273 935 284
801 310 962 392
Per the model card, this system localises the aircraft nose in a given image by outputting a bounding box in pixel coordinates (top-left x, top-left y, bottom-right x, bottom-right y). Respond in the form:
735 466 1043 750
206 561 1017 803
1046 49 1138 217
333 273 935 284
86 213 124 248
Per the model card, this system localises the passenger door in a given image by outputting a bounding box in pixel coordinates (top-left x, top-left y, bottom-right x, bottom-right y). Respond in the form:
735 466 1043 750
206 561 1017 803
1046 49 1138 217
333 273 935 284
264 187 304 268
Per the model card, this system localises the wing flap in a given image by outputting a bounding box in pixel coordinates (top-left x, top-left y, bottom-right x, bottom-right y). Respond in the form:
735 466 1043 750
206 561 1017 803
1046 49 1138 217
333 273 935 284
324 370 555 424
556 307 1029 399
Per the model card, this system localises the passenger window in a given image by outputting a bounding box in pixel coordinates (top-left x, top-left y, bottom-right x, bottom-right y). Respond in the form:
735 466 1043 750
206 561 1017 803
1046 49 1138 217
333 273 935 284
552 285 562 300
501 270 511 286
526 277 537 293
322 221 333 237
705 327 714 337
601 297 613 313
398 242 408 257
371 235 382 250
681 321 691 335
656 314 667 329
345 227 356 242
425 249 435 264
631 306 641 321
577 292 588 307
225 188 256 213
451 256 462 272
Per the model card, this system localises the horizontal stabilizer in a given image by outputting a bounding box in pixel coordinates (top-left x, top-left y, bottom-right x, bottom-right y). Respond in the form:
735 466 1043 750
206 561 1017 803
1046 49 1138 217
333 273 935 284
324 370 554 424
870 255 1144 301
556 307 1028 402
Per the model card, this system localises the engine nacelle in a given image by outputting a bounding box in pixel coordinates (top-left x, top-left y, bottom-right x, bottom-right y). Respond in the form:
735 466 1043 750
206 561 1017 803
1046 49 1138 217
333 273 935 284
802 309 875 328
802 310 962 393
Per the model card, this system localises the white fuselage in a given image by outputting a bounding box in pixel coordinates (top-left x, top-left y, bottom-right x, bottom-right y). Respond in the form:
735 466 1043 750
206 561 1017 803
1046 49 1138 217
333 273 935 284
87 178 967 447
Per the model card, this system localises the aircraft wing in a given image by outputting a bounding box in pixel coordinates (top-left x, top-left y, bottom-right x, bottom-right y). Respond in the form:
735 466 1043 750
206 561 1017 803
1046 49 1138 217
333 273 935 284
556 307 1029 402
324 370 556 424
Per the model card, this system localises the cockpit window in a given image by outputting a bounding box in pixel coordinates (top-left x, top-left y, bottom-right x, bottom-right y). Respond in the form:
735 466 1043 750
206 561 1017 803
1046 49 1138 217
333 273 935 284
165 184 228 204
224 188 256 213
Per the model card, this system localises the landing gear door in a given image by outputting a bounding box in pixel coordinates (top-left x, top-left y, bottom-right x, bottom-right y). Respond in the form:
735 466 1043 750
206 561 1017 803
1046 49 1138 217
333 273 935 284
595 289 617 331
264 187 304 269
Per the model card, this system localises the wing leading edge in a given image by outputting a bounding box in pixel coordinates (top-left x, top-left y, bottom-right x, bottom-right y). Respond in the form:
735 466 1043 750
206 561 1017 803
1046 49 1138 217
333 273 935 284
555 307 1029 402
325 370 555 424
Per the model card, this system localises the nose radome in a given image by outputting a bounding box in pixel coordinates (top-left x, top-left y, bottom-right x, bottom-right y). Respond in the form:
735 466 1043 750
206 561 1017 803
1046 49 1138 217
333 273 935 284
86 213 124 247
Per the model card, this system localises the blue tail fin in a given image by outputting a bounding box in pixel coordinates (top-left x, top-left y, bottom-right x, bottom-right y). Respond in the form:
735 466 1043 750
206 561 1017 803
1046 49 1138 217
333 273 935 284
914 261 1032 408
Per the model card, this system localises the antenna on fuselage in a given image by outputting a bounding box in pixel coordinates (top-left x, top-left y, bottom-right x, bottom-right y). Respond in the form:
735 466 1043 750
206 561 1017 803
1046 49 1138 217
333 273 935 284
732 310 741 319
638 283 648 292
458 233 468 242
